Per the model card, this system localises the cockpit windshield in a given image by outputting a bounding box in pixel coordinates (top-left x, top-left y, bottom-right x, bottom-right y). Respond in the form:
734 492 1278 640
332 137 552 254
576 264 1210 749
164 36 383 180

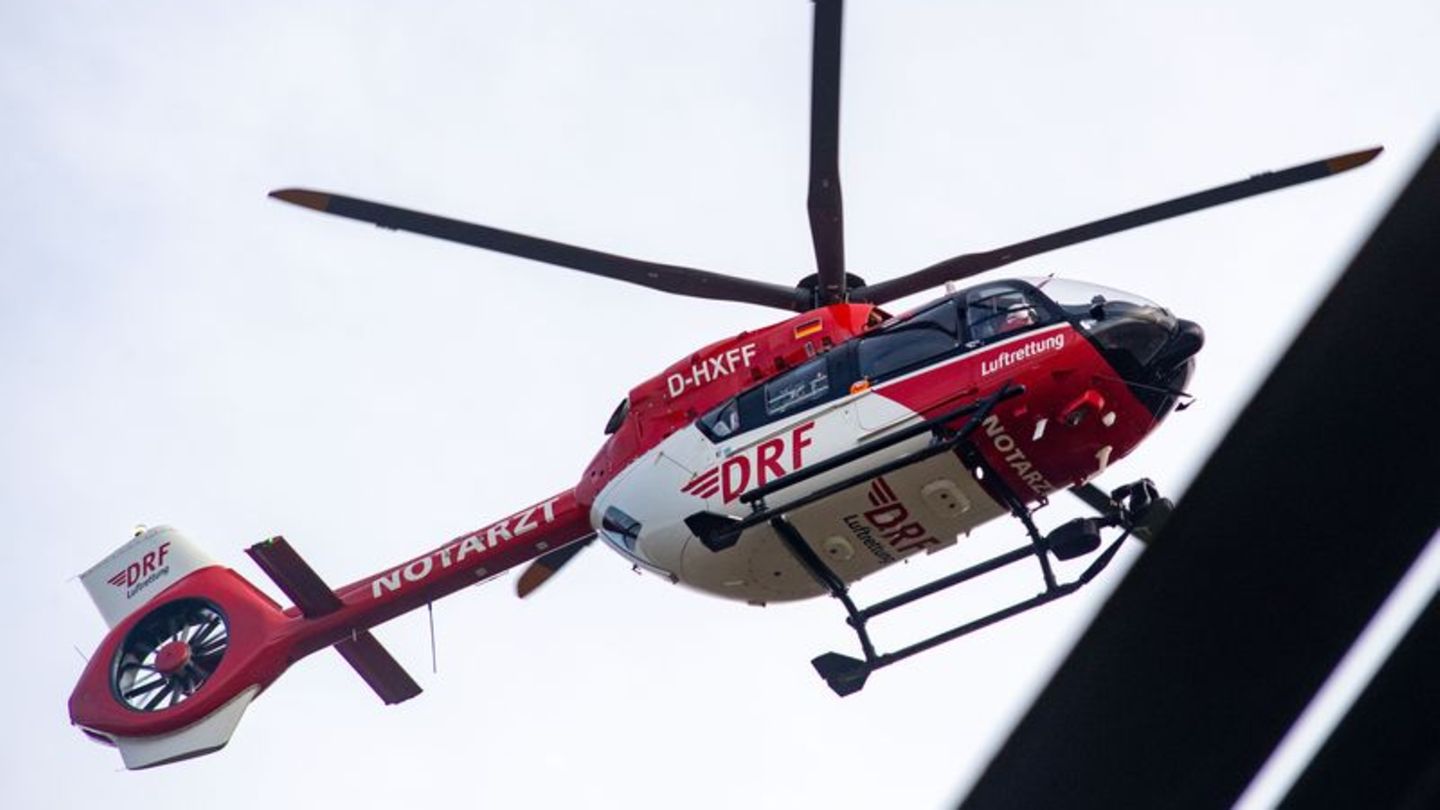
1031 276 1163 315
1028 277 1172 327
1028 276 1180 375
1025 273 1169 331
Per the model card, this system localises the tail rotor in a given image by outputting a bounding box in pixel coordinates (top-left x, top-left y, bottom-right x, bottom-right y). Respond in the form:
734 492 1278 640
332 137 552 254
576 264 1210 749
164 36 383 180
113 599 230 713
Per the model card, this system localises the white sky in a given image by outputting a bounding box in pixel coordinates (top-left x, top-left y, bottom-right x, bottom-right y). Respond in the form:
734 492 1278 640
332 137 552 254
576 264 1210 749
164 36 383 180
2 1 1436 807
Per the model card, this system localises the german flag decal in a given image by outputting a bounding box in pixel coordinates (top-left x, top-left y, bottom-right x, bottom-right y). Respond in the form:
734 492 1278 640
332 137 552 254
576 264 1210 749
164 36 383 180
793 318 823 339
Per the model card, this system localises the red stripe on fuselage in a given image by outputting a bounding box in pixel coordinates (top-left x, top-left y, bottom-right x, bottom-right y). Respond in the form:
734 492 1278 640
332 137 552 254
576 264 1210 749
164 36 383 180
869 324 1156 504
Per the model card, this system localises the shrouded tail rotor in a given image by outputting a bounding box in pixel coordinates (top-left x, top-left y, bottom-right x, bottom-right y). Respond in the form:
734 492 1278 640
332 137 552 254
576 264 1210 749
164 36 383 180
70 527 292 769
112 599 230 713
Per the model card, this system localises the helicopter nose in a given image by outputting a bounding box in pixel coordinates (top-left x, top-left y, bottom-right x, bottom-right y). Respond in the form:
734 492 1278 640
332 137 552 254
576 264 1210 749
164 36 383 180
1137 318 1204 420
1084 311 1202 420
1152 319 1205 375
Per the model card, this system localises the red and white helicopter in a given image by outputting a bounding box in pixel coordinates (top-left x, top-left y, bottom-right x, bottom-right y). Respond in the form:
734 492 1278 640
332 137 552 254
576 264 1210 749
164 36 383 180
68 0 1378 770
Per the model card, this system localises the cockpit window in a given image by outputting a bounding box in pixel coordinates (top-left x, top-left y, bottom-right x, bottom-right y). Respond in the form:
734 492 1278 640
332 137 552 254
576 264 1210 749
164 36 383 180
764 355 830 417
965 285 1048 343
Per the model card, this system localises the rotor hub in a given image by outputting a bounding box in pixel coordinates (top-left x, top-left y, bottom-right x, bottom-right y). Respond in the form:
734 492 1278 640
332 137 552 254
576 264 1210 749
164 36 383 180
154 639 192 675
795 272 868 308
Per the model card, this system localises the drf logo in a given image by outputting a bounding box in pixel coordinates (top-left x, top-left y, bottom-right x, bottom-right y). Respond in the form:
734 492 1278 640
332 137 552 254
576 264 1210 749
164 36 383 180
666 343 758 399
682 421 815 503
844 477 942 555
107 542 171 589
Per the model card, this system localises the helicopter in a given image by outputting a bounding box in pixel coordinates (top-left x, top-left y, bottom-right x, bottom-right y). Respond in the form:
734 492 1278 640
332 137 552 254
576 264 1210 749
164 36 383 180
66 0 1378 770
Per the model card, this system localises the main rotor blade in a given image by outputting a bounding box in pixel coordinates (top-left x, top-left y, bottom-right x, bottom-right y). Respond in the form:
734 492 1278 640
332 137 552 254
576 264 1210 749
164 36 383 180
515 535 594 599
806 0 847 305
852 146 1382 305
270 190 802 311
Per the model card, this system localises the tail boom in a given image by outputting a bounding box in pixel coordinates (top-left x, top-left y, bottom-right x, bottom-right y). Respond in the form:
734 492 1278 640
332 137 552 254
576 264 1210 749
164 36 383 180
281 489 591 657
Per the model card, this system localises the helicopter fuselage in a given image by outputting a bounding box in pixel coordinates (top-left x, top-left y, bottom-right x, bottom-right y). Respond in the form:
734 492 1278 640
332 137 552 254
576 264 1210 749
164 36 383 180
581 277 1200 603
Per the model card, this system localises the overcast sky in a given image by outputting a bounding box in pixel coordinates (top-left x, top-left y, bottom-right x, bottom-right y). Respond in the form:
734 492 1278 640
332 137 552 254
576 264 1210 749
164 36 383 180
3 1 1437 808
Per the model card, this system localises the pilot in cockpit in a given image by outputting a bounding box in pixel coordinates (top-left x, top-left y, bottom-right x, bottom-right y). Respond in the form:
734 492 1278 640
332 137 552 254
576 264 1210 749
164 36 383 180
970 291 1037 341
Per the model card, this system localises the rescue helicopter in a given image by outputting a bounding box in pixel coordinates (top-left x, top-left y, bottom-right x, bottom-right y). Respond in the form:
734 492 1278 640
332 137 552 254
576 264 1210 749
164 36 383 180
67 0 1379 770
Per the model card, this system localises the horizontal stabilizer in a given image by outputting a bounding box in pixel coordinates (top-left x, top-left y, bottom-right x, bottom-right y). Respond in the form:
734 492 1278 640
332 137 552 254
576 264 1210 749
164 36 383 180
245 535 419 704
335 630 423 705
246 535 342 617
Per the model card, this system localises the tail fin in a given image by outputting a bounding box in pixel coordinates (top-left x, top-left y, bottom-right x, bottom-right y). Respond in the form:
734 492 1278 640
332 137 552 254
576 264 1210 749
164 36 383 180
79 526 217 627
246 535 421 704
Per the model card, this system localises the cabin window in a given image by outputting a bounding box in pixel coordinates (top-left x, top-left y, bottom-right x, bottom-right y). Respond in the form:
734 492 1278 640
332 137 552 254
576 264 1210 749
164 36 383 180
857 300 961 381
763 355 830 418
697 349 854 442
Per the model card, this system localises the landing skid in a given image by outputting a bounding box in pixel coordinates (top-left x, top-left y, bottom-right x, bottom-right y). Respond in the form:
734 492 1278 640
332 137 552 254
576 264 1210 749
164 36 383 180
693 383 1167 696
800 510 1131 697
